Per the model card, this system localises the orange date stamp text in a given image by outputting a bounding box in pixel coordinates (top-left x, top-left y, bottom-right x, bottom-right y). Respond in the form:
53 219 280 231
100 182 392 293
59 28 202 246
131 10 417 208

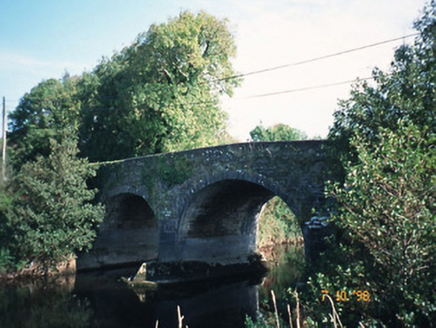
321 289 370 302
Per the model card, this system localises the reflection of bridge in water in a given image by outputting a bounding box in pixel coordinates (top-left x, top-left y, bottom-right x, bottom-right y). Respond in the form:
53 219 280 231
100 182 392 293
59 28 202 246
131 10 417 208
74 269 261 328
77 141 334 281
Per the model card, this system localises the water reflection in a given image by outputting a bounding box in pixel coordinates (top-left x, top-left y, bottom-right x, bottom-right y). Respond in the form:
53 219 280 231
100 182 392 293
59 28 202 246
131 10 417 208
257 243 306 322
0 244 305 328
74 269 261 328
260 243 306 299
0 278 92 328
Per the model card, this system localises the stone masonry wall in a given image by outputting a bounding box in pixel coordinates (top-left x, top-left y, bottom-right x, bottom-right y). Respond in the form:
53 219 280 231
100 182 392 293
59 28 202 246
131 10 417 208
77 140 333 271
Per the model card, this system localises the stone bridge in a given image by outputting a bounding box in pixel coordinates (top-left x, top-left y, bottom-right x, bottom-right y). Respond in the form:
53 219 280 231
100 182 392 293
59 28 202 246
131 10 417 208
77 140 334 281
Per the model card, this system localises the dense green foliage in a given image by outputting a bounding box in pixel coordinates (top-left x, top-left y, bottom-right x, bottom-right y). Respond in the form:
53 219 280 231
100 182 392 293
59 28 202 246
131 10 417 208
8 76 80 170
250 123 308 142
78 10 240 162
250 124 306 248
8 11 240 165
323 124 434 325
0 130 104 273
328 3 436 164
302 2 436 326
2 11 240 274
257 196 302 248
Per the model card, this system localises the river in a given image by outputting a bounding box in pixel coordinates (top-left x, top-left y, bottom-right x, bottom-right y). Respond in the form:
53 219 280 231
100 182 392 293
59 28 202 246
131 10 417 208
0 244 305 328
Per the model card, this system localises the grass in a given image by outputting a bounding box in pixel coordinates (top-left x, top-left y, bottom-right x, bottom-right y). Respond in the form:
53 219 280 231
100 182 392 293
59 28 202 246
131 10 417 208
246 289 345 328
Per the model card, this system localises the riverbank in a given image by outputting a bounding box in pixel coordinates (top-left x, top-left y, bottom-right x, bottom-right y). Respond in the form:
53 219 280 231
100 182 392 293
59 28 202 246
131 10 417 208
258 236 304 259
0 254 76 281
0 243 306 327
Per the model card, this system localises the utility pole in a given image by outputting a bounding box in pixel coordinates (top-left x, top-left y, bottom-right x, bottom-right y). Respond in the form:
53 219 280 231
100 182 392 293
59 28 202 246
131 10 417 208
2 97 6 182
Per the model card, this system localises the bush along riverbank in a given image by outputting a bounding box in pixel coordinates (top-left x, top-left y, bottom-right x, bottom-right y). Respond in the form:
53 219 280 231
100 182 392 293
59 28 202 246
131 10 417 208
0 254 77 281
0 130 105 279
251 3 436 326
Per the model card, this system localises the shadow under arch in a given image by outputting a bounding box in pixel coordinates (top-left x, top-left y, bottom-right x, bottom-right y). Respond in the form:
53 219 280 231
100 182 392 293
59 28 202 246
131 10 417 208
177 177 303 263
76 192 158 271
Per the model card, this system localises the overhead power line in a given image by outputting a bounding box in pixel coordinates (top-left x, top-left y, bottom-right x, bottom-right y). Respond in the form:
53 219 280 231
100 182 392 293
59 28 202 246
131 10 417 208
242 76 375 99
5 76 379 110
216 33 418 82
5 33 416 106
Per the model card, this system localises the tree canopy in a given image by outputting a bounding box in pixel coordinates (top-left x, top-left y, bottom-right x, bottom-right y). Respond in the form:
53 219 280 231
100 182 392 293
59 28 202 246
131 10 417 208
328 1 436 163
307 2 436 326
7 11 241 165
8 75 80 170
78 11 240 162
250 123 308 142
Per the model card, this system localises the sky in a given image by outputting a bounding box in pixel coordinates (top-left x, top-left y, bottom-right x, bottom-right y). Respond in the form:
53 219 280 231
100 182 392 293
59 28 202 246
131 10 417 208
0 0 429 140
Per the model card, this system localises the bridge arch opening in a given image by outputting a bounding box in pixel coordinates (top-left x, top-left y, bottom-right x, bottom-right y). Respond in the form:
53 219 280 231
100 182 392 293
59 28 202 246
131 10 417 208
107 193 157 232
78 193 159 270
257 196 303 249
178 179 303 262
104 193 159 262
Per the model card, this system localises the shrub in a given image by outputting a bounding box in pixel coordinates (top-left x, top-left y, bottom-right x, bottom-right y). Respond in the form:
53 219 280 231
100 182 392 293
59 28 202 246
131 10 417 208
2 129 104 273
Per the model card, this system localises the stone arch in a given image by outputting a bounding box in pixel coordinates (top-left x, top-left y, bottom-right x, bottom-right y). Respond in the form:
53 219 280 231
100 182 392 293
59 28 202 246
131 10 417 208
101 185 152 204
178 171 298 222
105 193 157 232
180 179 273 240
76 189 159 271
176 173 302 262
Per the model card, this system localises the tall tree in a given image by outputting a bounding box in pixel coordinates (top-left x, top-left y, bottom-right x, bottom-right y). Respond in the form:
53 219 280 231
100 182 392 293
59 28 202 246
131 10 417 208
80 11 240 162
8 75 80 170
3 129 104 273
326 123 435 326
328 1 436 163
305 2 436 326
9 11 240 164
